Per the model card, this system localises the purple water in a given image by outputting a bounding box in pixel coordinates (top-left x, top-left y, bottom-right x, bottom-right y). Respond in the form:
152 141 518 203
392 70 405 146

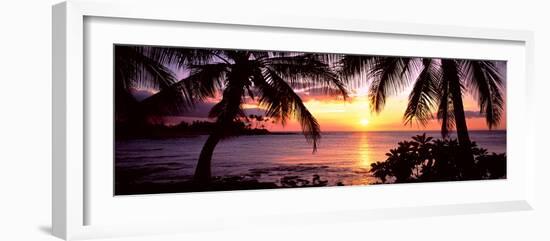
115 130 506 186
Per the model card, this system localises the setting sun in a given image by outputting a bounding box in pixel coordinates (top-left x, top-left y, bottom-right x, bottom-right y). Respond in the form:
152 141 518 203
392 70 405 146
359 118 369 126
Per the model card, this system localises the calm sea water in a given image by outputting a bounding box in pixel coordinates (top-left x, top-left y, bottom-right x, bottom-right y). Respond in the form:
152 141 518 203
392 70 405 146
115 130 506 186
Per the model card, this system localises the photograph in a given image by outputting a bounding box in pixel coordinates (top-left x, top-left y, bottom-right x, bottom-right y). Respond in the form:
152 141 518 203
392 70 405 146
114 45 507 195
3 0 548 240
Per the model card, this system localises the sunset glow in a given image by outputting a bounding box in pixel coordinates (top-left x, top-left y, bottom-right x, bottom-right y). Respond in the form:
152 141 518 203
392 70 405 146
115 45 508 194
161 90 507 133
243 89 507 132
132 55 506 133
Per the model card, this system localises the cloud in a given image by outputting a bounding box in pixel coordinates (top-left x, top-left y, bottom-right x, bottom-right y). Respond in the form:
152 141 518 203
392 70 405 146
130 88 157 101
242 107 266 116
464 110 484 119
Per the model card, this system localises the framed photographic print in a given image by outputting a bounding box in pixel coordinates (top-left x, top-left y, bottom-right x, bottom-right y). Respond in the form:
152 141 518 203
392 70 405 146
52 0 535 240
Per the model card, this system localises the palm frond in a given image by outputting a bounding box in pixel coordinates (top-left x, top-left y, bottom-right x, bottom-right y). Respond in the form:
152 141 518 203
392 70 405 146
249 51 270 61
404 59 440 126
310 53 345 67
147 47 224 68
458 60 504 129
114 45 177 90
250 69 290 124
265 54 349 99
254 68 321 152
185 63 229 100
368 57 421 113
140 63 228 115
338 55 376 80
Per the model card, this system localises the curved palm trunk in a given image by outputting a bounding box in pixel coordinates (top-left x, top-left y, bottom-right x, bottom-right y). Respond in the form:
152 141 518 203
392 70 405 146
193 57 248 184
442 59 476 178
193 130 222 184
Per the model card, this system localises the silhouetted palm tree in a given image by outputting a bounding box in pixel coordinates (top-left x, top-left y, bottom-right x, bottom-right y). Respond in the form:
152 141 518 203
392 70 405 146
340 56 504 178
152 49 348 183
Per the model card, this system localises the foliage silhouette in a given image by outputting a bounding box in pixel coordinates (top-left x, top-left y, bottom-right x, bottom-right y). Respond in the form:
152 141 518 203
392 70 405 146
370 133 506 184
114 46 348 184
114 45 506 189
114 46 193 125
115 119 274 139
145 49 349 184
339 56 505 179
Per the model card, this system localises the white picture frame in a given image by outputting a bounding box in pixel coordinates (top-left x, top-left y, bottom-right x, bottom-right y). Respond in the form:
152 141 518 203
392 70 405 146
52 0 535 240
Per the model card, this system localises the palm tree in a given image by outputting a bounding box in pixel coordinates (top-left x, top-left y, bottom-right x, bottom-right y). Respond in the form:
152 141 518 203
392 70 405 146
340 56 504 179
151 49 348 184
114 45 196 125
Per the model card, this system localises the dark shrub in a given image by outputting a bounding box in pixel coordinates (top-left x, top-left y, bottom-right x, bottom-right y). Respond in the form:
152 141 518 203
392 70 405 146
370 133 506 184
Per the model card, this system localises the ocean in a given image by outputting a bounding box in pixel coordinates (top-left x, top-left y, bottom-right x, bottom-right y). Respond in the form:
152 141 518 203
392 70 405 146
115 130 506 186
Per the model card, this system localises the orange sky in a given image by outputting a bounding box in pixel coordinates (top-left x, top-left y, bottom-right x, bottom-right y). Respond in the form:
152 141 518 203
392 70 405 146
157 84 506 132
242 85 506 132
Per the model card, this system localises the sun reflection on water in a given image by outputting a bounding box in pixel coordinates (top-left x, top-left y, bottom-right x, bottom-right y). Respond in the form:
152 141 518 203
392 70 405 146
357 132 373 168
